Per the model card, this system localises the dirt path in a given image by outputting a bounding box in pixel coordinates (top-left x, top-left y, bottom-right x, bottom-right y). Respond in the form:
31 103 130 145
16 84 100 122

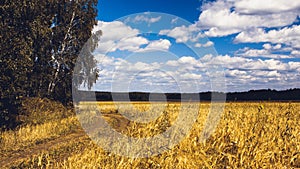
0 113 131 168
0 131 89 168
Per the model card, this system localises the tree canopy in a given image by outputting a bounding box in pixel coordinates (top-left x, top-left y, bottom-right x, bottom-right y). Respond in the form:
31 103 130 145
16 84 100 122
0 0 99 129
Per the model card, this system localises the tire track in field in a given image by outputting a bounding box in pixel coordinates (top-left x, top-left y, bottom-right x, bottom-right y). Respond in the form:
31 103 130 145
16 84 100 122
0 131 89 168
0 113 131 168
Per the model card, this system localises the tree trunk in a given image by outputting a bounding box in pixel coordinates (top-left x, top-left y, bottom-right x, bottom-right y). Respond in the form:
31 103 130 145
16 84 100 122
47 11 76 95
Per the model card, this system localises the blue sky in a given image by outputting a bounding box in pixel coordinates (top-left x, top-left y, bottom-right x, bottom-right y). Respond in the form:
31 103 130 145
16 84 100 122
97 0 202 22
88 0 300 92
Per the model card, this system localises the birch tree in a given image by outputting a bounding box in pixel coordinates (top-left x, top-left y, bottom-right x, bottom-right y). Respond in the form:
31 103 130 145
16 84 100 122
0 0 99 129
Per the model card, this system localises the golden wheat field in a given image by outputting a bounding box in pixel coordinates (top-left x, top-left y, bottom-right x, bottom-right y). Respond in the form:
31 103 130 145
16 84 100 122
0 101 300 168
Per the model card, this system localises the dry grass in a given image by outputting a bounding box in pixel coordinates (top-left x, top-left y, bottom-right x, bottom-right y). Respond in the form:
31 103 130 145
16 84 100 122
1 102 299 168
0 116 80 152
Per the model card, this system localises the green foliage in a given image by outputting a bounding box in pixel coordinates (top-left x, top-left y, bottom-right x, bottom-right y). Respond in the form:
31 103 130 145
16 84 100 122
0 0 99 129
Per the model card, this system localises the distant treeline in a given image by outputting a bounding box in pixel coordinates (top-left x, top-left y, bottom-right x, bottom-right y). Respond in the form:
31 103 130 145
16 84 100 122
74 89 300 102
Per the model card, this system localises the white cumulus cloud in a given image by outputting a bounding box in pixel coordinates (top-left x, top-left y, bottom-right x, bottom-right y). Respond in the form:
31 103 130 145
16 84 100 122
234 0 300 14
197 0 299 37
92 21 173 55
93 53 300 92
159 24 203 43
93 21 147 54
235 25 300 48
137 39 171 53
